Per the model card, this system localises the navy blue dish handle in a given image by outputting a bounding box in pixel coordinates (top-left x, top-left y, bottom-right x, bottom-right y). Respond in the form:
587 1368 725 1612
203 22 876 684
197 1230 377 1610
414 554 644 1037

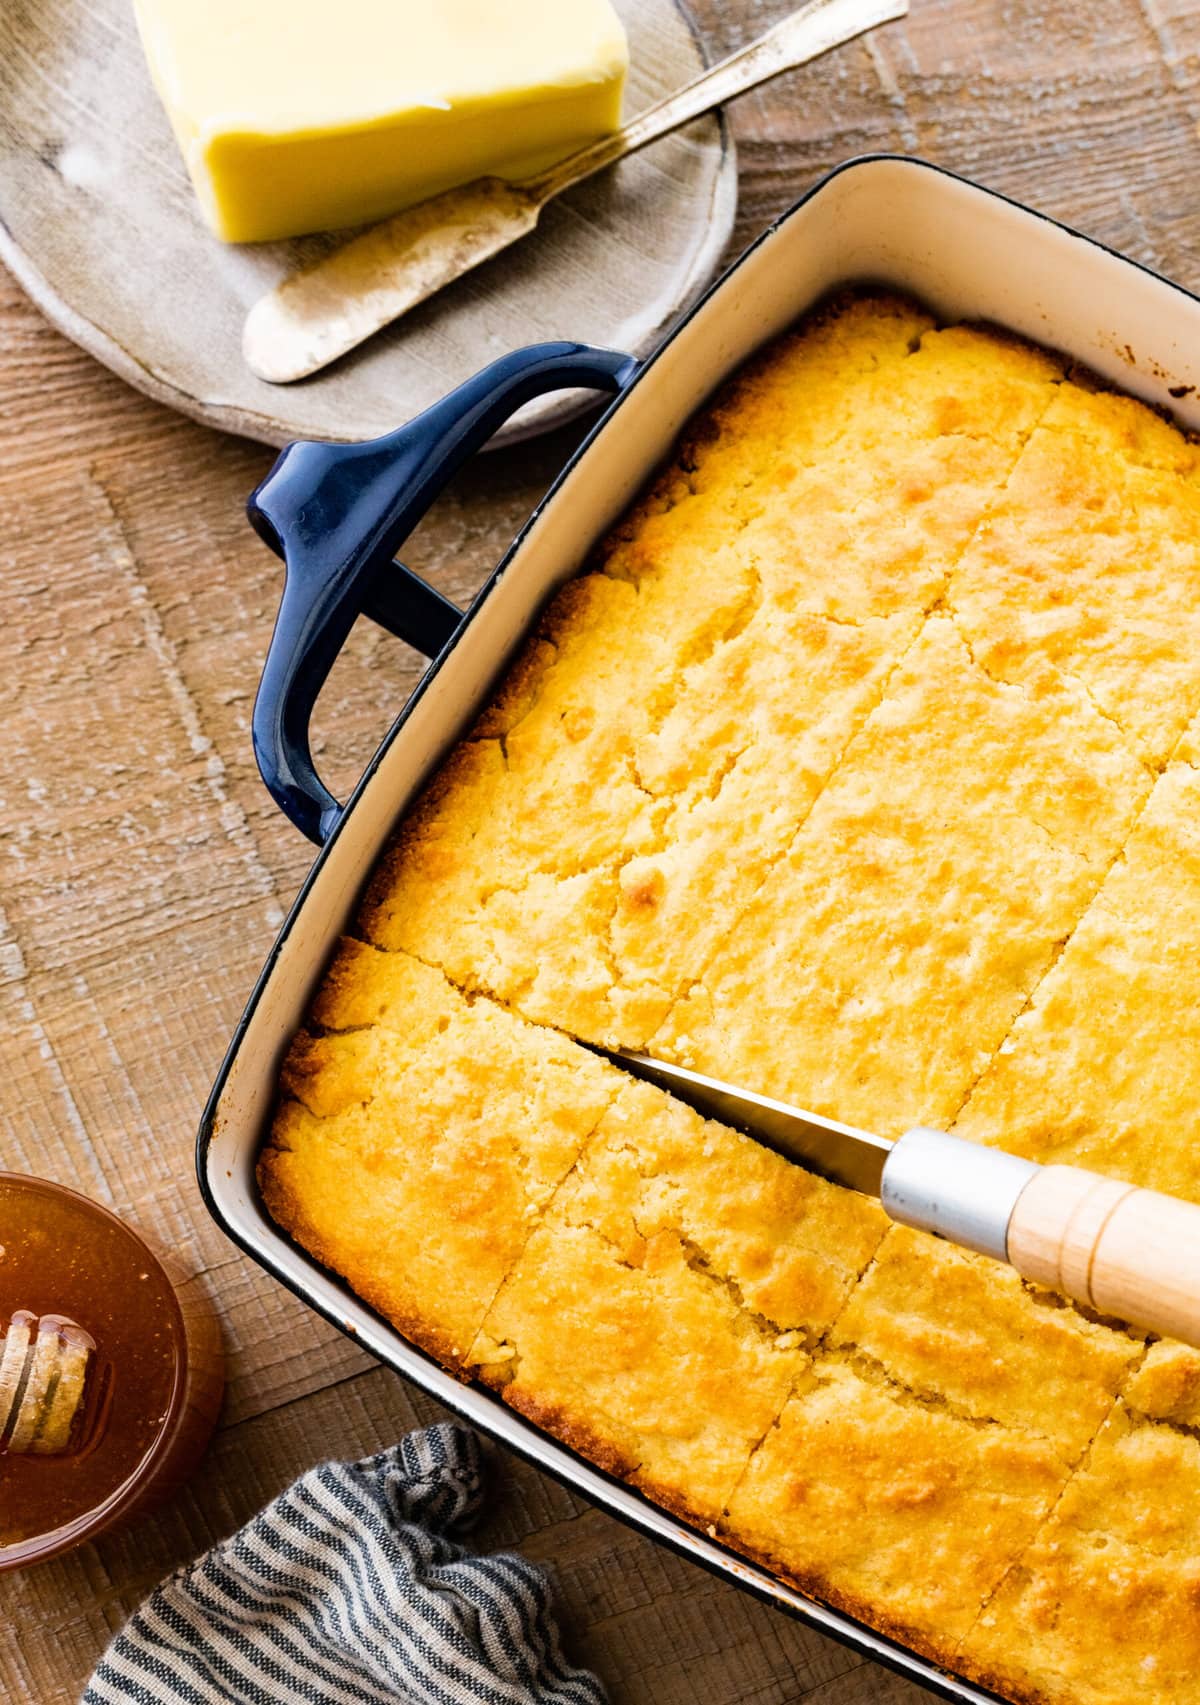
249 341 640 844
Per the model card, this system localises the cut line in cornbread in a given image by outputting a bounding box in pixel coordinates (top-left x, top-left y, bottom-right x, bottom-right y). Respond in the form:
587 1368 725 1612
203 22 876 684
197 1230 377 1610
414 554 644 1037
258 944 617 1367
948 399 1200 766
960 1404 1200 1705
656 613 1150 1135
724 1359 1071 1661
954 751 1200 1202
468 1076 883 1521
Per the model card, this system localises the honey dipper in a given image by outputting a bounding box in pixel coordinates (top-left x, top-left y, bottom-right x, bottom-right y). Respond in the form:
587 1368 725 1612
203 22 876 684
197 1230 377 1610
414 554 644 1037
0 1310 95 1455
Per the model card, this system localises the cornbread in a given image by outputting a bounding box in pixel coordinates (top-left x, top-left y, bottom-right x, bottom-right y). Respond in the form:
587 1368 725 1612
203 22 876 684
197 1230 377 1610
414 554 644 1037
950 394 1200 764
657 613 1147 1132
471 1077 884 1521
260 293 1200 1705
360 300 1068 1045
829 1227 1139 1459
724 1359 1069 1658
1124 1339 1200 1428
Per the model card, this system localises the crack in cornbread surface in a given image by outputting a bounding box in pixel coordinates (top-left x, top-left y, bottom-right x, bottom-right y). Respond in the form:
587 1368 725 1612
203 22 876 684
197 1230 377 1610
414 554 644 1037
260 295 1200 1705
828 1227 1140 1460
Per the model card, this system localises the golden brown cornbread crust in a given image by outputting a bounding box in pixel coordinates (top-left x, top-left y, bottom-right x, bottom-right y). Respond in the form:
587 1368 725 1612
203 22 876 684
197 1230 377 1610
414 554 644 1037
259 292 1200 1705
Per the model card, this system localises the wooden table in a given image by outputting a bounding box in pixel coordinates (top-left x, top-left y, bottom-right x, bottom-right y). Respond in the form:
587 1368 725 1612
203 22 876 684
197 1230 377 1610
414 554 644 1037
3 0 1200 1697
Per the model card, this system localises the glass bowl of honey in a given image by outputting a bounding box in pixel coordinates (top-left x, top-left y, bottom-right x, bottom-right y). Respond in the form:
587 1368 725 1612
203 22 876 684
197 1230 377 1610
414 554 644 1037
0 1172 224 1570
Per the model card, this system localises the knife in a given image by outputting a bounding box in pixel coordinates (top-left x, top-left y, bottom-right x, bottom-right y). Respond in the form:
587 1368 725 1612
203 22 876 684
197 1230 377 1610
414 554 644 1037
598 1048 1200 1350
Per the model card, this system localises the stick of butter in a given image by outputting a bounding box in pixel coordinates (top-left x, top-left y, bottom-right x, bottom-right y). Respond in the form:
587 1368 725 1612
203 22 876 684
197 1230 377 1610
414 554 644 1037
132 0 629 245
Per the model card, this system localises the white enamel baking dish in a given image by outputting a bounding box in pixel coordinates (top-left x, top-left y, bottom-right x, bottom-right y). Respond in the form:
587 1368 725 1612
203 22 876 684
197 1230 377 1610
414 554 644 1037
199 155 1200 1704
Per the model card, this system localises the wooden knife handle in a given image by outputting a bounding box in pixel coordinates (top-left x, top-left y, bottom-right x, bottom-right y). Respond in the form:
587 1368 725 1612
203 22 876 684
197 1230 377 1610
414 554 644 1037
1008 1165 1200 1345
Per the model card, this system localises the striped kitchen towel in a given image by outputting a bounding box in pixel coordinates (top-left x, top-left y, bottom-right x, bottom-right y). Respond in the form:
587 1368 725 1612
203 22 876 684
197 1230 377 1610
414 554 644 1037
84 1422 606 1705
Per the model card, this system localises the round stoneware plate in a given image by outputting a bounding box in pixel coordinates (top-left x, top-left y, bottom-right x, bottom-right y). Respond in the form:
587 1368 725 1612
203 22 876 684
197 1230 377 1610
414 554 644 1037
0 0 735 448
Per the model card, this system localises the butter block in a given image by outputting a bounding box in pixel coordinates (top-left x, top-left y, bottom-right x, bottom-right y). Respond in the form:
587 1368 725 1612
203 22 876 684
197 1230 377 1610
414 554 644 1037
133 0 628 243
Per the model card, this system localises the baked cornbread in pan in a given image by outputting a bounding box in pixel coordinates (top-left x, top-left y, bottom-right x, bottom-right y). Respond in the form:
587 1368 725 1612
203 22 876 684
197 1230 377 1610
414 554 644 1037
260 294 1200 1705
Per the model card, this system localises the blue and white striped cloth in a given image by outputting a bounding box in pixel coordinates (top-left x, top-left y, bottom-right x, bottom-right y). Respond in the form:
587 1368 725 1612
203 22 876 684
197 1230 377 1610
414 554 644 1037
84 1422 606 1705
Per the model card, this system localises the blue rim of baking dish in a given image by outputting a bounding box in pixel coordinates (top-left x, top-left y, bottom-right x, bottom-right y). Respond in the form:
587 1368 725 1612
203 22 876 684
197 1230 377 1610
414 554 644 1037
198 151 1200 1705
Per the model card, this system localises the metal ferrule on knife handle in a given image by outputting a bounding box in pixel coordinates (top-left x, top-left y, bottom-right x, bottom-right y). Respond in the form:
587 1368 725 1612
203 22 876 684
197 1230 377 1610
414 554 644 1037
880 1128 1037 1262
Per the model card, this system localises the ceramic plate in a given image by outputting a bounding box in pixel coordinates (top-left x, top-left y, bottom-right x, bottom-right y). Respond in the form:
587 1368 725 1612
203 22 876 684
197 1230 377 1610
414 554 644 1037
0 0 735 446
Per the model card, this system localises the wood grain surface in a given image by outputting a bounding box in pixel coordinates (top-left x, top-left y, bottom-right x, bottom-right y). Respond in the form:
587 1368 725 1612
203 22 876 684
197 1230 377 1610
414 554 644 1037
4 0 1200 1698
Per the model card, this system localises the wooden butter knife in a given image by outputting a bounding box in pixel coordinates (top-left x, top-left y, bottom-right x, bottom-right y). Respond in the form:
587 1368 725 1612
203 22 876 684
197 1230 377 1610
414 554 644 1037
600 1048 1200 1348
243 0 909 384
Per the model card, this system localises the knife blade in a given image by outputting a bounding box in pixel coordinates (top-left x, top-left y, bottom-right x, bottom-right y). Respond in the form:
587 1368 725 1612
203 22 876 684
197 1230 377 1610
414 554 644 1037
592 1048 893 1197
588 1045 1200 1350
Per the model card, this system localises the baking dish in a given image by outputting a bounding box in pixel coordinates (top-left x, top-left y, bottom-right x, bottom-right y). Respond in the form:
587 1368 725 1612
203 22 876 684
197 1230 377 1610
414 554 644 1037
198 155 1200 1704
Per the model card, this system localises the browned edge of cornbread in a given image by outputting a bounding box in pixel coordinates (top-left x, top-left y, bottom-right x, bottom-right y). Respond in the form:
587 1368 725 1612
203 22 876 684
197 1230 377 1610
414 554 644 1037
257 1147 470 1377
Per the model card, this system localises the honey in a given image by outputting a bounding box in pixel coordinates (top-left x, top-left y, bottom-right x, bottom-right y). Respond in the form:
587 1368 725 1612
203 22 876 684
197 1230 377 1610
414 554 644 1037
0 1175 223 1568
